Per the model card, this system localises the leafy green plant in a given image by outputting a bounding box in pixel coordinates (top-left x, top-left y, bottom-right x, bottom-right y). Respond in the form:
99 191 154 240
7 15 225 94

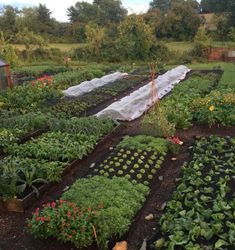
154 136 235 249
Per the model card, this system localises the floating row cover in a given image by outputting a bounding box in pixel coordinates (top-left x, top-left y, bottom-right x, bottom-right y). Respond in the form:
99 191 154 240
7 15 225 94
95 65 190 121
63 72 128 97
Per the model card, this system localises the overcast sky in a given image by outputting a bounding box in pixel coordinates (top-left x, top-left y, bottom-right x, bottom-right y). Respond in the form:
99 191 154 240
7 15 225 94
0 0 150 22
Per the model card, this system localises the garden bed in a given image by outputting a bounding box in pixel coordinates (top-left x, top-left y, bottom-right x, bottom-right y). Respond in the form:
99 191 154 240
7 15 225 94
0 123 123 213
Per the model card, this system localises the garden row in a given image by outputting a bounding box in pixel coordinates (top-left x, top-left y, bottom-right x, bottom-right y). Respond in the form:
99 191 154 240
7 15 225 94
141 71 235 138
27 135 178 248
149 136 235 249
0 116 116 199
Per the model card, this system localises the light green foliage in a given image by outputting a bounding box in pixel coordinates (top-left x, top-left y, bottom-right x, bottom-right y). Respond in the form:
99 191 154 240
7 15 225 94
117 135 169 154
7 132 98 162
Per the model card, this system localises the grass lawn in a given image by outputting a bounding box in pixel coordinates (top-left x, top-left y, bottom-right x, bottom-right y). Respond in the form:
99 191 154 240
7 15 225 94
165 41 194 53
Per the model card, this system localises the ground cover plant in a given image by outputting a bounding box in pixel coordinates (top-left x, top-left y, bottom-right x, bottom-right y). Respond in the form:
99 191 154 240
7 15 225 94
28 176 149 249
150 136 235 249
89 135 170 186
51 75 148 118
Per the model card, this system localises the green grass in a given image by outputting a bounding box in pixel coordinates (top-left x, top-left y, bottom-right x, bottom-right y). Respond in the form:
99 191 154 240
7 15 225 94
165 41 194 53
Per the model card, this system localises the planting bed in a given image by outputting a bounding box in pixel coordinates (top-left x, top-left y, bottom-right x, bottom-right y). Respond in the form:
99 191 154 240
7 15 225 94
51 75 149 118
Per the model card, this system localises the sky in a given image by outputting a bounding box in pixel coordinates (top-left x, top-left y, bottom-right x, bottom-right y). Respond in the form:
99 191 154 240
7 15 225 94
0 0 150 22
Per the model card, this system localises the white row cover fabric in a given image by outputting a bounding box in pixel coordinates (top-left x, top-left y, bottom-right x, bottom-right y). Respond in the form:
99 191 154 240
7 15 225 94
63 72 128 97
95 65 190 121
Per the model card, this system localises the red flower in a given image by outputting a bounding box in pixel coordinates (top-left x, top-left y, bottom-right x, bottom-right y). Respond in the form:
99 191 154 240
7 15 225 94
51 202 56 208
167 136 183 145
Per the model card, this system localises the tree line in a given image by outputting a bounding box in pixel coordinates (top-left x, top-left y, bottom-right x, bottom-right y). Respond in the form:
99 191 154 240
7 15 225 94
0 0 234 43
0 0 234 64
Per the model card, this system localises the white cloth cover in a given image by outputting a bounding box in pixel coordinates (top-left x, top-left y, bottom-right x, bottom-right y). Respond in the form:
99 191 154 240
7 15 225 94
63 72 128 97
95 65 190 121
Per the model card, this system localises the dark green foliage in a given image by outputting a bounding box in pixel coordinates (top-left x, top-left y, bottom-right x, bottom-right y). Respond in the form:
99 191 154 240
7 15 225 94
156 136 235 249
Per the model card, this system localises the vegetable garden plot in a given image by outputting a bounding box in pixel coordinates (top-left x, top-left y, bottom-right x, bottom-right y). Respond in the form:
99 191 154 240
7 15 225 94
148 136 235 249
96 65 190 121
89 135 170 186
0 117 116 202
51 75 148 118
63 72 128 97
26 135 178 249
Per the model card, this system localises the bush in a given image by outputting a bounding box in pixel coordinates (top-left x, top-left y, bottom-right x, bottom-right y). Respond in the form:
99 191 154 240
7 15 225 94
28 176 149 248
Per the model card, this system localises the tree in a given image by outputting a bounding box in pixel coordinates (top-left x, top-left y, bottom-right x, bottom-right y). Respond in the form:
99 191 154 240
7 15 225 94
0 31 19 66
200 0 231 13
149 0 170 13
67 0 127 25
85 22 106 60
118 15 154 60
0 6 18 40
36 4 56 35
161 0 201 40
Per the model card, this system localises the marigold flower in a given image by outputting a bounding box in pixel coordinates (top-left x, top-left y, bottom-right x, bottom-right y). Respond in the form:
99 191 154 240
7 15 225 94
209 105 215 111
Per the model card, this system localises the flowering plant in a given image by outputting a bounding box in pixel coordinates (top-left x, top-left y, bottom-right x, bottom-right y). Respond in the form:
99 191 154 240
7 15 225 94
32 75 53 87
28 199 97 248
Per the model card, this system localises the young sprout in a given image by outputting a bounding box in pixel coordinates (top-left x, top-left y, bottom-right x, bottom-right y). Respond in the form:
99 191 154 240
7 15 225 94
99 170 105 175
136 173 142 179
148 174 153 180
140 169 145 174
126 150 131 155
115 162 121 168
138 159 144 165
122 165 128 170
140 155 145 160
126 160 132 166
130 169 135 174
143 181 149 186
148 159 154 165
144 164 150 169
104 172 109 177
119 158 124 163
118 170 124 175
132 180 137 185
134 164 139 169
134 152 139 157
109 161 114 165
123 154 127 159
109 168 115 173
125 174 131 180
130 156 135 161
151 169 157 174
104 165 109 170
